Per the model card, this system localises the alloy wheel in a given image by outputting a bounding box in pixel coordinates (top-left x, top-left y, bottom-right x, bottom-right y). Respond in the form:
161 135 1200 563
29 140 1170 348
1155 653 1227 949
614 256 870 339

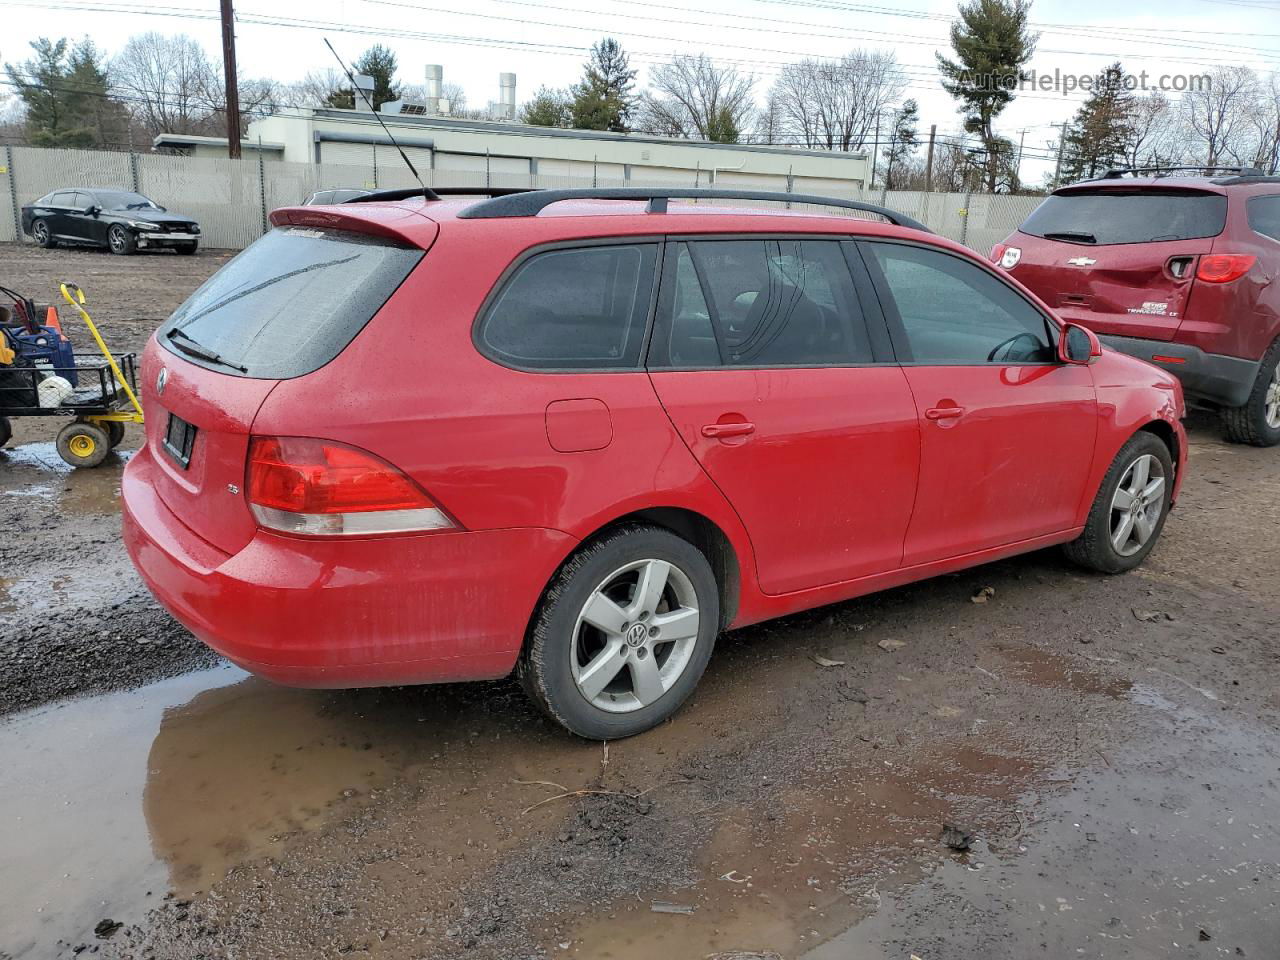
570 558 700 714
1265 360 1280 430
1109 453 1166 557
33 221 48 244
109 227 126 252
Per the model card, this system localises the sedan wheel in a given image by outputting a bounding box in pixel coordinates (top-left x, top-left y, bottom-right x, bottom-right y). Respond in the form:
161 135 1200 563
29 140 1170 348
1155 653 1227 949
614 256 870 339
32 219 53 248
107 225 135 255
521 524 719 740
571 559 701 714
1108 454 1165 557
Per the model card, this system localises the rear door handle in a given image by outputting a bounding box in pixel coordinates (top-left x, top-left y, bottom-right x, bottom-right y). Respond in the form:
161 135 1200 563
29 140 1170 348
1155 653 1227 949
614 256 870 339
701 421 756 439
924 406 965 421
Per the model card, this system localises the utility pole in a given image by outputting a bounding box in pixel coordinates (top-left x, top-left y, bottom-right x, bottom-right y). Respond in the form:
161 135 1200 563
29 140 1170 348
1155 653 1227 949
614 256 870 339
1051 121 1068 188
924 124 937 192
220 0 242 159
869 114 881 187
1015 127 1027 190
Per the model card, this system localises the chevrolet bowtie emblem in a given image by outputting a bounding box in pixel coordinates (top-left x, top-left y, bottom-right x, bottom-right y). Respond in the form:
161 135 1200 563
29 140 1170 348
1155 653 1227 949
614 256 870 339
1067 256 1097 266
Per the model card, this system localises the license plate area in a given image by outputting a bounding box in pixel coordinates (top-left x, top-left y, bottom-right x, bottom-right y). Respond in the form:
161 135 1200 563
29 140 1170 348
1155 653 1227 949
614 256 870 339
162 413 197 469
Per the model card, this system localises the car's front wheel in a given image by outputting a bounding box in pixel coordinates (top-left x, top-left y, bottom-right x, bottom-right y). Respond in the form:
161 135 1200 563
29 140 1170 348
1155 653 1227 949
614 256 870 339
31 219 55 248
520 525 719 740
1064 432 1174 574
107 225 137 255
1222 338 1280 447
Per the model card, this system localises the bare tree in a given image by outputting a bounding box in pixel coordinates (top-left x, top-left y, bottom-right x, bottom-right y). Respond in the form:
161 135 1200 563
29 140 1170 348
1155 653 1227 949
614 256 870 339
1182 65 1258 166
1122 92 1185 169
635 54 754 142
769 50 903 152
1249 74 1280 174
111 32 219 135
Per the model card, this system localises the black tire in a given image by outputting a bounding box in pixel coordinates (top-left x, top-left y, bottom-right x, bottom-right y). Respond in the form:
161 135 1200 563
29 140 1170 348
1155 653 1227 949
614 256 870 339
176 242 198 256
107 224 137 256
1221 338 1280 447
519 524 720 740
1063 432 1175 574
104 420 126 449
0 416 11 448
31 218 55 248
56 421 111 468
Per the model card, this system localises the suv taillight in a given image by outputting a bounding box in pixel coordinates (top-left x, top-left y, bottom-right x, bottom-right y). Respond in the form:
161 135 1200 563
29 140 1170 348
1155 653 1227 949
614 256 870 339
1196 254 1255 284
247 436 456 536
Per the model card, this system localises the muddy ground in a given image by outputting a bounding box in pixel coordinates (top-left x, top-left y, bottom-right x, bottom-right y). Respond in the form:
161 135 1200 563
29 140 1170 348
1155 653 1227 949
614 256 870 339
2 242 1278 960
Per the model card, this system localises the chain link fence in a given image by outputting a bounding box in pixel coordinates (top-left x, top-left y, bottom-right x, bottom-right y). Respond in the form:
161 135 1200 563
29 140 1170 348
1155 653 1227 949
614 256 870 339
0 145 1046 253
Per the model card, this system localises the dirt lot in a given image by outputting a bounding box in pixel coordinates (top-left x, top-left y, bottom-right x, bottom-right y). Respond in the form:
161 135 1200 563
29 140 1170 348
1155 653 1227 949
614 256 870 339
2 242 1278 960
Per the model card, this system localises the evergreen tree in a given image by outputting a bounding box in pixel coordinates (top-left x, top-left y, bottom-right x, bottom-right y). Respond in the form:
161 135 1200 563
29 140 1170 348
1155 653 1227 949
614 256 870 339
326 45 401 110
936 0 1037 192
1060 63 1135 183
569 38 636 132
882 99 920 189
520 86 572 127
3 37 124 148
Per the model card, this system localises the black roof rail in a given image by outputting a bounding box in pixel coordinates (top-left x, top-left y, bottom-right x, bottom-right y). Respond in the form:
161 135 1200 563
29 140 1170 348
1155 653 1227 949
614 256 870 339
1100 165 1264 179
345 186 538 204
453 187 931 232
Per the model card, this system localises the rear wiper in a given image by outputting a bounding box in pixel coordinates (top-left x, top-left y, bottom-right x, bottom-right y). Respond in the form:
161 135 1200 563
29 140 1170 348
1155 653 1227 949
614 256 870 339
1042 230 1098 244
165 327 248 373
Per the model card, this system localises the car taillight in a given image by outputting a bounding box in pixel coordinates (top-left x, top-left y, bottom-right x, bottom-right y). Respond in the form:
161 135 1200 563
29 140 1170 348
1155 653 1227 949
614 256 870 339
1196 254 1255 284
247 436 456 536
990 243 1021 269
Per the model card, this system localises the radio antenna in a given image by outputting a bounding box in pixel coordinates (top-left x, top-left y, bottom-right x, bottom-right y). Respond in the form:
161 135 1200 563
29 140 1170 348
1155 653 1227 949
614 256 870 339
323 38 436 199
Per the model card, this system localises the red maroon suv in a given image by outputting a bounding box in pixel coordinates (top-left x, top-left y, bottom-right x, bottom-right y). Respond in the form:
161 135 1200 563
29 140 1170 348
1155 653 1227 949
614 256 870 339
122 187 1187 739
994 166 1280 445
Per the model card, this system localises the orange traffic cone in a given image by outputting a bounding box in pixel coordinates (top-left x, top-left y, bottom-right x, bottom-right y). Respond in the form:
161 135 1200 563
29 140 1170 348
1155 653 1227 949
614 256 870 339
45 306 65 337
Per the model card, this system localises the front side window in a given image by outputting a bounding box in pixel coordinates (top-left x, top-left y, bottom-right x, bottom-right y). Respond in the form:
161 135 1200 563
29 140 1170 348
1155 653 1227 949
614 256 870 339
1248 195 1280 242
867 243 1054 364
649 238 871 368
478 244 657 370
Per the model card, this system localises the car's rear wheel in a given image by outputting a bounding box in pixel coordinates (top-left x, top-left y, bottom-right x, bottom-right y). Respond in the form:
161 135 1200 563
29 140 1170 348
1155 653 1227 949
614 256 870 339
1063 432 1174 574
1222 338 1280 447
31 219 55 248
107 225 136 256
520 524 719 740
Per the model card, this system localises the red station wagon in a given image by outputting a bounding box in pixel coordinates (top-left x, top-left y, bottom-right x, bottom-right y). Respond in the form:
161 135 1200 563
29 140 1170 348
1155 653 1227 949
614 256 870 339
122 187 1188 739
994 166 1280 446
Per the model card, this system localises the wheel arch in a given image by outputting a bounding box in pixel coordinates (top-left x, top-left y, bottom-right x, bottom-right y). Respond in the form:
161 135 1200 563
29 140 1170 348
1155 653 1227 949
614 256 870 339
1138 418 1180 467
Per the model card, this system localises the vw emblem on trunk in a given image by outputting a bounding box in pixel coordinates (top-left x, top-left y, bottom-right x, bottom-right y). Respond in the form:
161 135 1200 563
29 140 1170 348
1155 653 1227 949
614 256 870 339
156 367 168 396
1066 256 1097 267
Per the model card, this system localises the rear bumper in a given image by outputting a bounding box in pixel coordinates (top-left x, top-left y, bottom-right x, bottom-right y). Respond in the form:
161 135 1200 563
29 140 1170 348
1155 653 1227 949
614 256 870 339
121 444 575 687
1099 335 1260 408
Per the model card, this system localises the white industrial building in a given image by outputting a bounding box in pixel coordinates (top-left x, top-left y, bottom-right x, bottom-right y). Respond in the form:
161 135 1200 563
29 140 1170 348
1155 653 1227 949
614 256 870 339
156 68 870 194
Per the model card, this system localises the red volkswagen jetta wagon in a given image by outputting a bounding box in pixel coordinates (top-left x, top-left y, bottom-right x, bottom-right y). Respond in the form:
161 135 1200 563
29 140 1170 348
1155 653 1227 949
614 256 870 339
122 187 1187 739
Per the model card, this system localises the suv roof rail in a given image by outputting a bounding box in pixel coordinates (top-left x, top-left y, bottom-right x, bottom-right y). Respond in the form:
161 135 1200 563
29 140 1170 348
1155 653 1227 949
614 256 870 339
453 187 931 232
345 186 538 204
1100 164 1265 180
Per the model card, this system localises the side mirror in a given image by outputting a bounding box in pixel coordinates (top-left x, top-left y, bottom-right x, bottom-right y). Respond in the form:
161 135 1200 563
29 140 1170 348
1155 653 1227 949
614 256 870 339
1059 322 1101 365
85 205 100 217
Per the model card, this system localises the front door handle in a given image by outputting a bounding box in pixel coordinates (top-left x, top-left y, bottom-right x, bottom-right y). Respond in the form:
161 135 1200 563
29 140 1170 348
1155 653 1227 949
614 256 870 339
702 421 756 439
924 405 965 421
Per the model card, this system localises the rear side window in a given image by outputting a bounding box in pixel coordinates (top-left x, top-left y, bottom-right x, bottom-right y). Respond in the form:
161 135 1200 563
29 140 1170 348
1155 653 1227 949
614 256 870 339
649 239 871 368
1021 189 1227 245
1248 195 1280 242
162 227 422 379
478 244 657 370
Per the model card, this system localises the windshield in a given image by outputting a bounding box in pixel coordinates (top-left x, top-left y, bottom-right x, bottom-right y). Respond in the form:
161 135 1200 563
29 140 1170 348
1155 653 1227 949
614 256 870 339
96 190 161 211
161 227 423 379
1021 189 1227 245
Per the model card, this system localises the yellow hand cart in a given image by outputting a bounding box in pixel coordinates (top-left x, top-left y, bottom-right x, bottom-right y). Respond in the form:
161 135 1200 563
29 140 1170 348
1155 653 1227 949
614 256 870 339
0 282 144 467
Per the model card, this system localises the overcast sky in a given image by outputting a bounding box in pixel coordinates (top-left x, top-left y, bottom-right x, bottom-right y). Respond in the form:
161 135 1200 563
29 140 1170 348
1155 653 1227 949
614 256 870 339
4 0 1279 183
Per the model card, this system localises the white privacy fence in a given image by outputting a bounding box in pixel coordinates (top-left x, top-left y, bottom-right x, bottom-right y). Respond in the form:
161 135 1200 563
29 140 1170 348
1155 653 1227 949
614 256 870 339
0 145 1046 253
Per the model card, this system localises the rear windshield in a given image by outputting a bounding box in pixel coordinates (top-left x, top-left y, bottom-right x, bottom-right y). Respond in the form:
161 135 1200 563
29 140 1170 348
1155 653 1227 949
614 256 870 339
161 228 422 379
1020 189 1227 245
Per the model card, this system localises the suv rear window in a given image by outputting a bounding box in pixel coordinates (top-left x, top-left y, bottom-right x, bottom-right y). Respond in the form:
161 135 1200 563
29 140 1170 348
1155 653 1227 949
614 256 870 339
161 228 422 379
1020 189 1227 245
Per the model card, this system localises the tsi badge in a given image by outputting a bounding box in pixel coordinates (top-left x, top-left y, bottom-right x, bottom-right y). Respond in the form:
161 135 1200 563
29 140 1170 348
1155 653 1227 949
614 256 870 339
1066 256 1097 267
155 366 168 396
999 246 1022 269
